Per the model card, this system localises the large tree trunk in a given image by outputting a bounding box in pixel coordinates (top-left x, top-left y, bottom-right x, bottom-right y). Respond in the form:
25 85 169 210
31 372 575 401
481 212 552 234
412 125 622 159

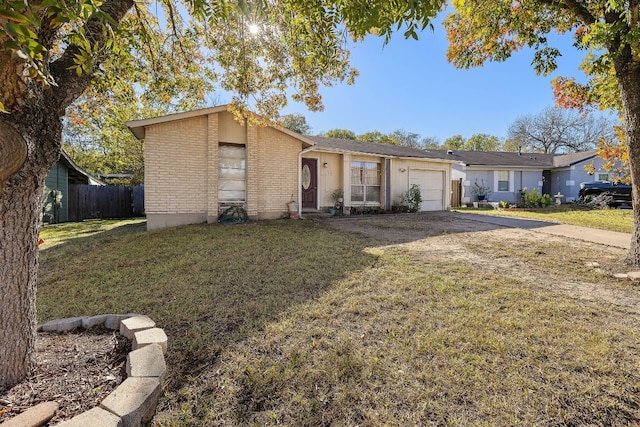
0 116 62 387
0 0 134 387
614 54 640 265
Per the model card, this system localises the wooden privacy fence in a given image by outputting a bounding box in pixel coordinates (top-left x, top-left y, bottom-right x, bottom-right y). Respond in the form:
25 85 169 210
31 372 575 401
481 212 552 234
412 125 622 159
68 185 145 222
450 179 462 208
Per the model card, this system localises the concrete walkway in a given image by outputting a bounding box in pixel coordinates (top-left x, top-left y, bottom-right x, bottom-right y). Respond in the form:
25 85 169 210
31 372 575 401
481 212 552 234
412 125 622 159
453 212 632 250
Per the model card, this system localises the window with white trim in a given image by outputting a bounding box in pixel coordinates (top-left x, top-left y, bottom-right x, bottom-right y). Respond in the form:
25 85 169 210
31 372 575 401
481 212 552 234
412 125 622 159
497 170 510 192
351 161 381 203
219 144 246 203
598 173 609 182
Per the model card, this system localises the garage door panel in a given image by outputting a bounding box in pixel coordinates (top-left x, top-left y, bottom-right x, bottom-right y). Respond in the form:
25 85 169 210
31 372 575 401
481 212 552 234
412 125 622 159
410 178 442 191
408 169 444 211
422 189 442 200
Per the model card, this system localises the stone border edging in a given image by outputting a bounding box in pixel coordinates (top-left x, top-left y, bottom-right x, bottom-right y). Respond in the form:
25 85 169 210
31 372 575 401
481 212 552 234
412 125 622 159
34 314 167 427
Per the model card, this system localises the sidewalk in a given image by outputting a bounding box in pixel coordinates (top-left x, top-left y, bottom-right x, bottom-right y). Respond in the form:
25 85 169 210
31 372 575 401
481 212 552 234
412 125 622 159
453 212 631 250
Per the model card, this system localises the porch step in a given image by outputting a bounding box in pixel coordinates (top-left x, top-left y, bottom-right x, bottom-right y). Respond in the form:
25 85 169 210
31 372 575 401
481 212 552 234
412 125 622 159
301 210 331 220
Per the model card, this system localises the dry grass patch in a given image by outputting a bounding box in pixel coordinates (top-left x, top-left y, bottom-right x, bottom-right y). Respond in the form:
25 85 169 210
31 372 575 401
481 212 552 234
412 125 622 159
463 236 634 290
159 250 640 426
37 219 375 393
37 218 640 426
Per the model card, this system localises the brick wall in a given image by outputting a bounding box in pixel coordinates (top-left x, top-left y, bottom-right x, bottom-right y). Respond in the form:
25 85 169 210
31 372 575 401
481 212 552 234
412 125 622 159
144 116 208 214
144 110 303 223
246 124 259 217
257 127 301 217
206 114 219 220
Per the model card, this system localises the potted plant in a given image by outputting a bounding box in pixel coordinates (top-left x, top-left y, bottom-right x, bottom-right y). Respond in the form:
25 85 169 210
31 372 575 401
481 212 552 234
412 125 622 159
329 188 344 216
471 179 491 201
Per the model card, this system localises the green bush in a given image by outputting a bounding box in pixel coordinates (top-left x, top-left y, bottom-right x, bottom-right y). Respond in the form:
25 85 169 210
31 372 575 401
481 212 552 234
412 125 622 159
540 193 554 207
519 188 554 208
400 184 422 213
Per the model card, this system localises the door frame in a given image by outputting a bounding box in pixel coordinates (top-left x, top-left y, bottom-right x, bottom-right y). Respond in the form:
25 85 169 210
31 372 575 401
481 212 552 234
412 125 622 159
301 156 319 210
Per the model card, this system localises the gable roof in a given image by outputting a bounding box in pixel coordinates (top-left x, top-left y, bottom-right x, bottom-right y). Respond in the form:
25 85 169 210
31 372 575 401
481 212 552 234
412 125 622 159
59 151 105 185
308 136 456 162
552 150 597 167
126 104 316 148
422 149 555 168
307 138 598 168
417 149 598 169
127 105 229 139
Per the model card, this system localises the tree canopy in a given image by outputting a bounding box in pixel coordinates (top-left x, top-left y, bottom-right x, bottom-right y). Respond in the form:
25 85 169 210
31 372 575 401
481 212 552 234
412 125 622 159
507 106 616 154
0 0 446 115
442 134 503 151
357 130 397 145
443 134 465 150
324 128 357 140
279 114 312 135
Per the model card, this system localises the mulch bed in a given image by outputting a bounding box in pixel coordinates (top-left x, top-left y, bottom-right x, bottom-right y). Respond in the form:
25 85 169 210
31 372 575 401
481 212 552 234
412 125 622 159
0 327 129 424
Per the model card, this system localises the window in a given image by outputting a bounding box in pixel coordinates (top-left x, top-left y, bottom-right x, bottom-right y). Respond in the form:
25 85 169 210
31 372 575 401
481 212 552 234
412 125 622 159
497 170 510 192
351 161 381 203
219 144 246 203
598 173 609 182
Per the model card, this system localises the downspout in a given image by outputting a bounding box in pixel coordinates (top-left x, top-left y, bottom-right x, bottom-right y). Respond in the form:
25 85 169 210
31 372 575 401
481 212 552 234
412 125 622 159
385 158 391 211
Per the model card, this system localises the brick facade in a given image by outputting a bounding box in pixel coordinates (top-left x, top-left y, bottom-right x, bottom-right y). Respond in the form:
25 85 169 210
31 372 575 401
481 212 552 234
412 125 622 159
142 109 303 229
257 127 300 216
144 116 208 215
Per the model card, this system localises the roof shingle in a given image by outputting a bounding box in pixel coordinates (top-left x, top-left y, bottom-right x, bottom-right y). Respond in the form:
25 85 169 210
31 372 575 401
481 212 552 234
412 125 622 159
310 136 596 169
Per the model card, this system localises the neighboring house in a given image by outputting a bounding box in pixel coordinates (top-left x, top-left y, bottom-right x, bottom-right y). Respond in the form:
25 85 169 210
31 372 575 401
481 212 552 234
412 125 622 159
43 151 104 223
127 105 457 230
548 151 607 202
427 149 607 204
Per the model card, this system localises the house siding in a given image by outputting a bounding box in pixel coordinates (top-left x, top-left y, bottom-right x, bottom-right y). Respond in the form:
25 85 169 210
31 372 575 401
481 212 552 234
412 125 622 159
549 169 576 202
309 152 343 209
463 169 542 203
43 161 69 223
550 158 608 202
300 153 451 212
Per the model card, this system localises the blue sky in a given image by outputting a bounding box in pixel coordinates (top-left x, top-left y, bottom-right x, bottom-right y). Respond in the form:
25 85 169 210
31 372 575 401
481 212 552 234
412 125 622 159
266 20 592 143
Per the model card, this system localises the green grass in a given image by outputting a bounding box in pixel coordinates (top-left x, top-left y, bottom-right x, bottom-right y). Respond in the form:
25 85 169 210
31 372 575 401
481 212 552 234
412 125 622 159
38 220 375 391
36 218 640 426
454 205 634 233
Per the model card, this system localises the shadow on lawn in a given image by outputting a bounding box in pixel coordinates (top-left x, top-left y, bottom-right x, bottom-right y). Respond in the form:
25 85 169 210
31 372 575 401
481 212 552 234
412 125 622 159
37 219 378 393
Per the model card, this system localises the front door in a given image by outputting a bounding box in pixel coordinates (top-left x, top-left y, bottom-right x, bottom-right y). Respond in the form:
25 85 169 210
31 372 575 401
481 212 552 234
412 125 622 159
301 158 317 210
542 170 551 195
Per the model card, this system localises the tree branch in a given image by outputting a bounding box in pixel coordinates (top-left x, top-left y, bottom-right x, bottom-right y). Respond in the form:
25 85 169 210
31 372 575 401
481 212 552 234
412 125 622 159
537 0 597 26
49 0 134 112
559 0 597 26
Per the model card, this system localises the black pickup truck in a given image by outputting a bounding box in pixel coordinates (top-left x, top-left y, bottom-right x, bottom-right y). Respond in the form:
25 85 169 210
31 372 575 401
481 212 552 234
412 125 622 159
579 181 632 207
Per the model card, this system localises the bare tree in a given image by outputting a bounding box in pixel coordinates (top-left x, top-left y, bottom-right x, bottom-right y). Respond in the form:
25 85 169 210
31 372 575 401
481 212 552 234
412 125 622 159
507 106 616 154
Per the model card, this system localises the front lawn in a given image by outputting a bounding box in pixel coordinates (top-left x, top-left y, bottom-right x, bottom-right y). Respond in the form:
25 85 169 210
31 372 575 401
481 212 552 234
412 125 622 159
454 205 634 233
36 218 640 426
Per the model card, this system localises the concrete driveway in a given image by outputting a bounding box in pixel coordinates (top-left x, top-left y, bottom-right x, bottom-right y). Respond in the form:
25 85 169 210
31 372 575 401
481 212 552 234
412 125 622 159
452 212 632 250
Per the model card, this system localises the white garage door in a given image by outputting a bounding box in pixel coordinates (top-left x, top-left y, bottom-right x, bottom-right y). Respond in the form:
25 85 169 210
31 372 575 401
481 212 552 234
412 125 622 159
408 169 444 211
